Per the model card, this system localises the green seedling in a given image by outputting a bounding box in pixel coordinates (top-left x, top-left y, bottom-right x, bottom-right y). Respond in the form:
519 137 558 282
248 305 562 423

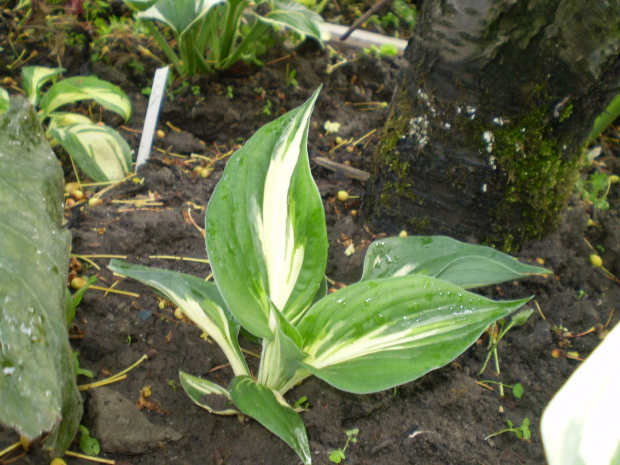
72 352 94 379
66 275 96 379
485 418 531 441
65 276 97 332
576 172 613 210
479 380 524 399
329 428 359 464
479 308 533 396
227 86 234 100
78 425 100 456
294 396 309 411
286 64 299 89
262 99 272 116
108 89 549 464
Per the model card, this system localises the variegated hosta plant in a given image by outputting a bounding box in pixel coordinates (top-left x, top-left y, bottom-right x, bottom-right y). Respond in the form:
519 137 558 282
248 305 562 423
124 0 325 76
108 88 549 464
0 66 132 183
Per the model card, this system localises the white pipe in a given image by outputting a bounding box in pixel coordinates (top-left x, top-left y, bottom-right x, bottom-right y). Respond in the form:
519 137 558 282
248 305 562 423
320 22 408 55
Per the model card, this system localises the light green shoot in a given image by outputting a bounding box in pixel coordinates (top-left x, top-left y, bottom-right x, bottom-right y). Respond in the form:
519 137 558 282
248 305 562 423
329 428 359 464
479 380 524 399
294 396 309 411
485 418 531 441
78 425 101 456
478 308 533 396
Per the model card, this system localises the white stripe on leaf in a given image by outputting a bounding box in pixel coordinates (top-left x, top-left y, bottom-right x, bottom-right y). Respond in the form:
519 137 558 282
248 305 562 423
256 103 314 311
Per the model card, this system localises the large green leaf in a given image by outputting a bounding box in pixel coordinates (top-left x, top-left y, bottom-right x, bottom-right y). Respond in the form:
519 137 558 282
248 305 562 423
229 376 311 465
137 0 224 38
179 371 240 415
51 123 133 183
108 260 249 377
361 236 550 288
21 66 65 106
298 275 530 394
39 76 131 121
205 88 327 339
0 97 82 455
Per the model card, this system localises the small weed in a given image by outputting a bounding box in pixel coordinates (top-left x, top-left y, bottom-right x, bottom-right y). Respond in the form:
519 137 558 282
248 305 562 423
262 100 272 116
576 172 613 210
485 418 531 441
227 86 234 100
294 395 309 410
285 64 299 89
478 380 524 399
478 309 533 396
329 428 359 463
78 425 101 456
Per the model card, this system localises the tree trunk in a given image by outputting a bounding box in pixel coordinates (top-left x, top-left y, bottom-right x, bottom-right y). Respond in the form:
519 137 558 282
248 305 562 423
363 0 620 251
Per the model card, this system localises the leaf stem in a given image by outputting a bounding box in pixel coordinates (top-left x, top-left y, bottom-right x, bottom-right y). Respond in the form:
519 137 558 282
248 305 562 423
78 355 147 391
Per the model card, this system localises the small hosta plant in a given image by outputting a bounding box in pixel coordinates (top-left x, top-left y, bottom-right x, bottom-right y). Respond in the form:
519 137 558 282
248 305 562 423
124 0 325 76
109 88 549 464
0 66 132 182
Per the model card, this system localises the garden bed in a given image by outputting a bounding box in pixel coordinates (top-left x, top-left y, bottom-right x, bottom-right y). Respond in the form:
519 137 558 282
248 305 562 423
1 7 620 465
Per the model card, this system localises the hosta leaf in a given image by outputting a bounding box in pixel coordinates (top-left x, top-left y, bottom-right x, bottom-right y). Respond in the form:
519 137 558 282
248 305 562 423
298 275 530 394
257 308 309 393
39 76 131 121
229 376 311 465
48 111 94 130
0 97 82 455
361 236 550 288
258 0 324 43
108 260 249 377
123 0 158 11
179 372 240 415
205 88 326 338
51 123 132 183
21 66 65 106
137 0 224 37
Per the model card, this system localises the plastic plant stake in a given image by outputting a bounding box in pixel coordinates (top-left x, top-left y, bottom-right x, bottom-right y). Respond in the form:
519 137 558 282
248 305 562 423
136 66 169 172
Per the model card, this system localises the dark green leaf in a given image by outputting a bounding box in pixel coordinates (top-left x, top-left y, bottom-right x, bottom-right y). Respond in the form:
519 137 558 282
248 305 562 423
0 97 82 455
361 236 550 288
299 275 530 394
205 88 326 338
229 376 311 465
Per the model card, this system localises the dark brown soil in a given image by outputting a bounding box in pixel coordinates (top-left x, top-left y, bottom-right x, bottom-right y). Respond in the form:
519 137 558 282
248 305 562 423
2 20 620 465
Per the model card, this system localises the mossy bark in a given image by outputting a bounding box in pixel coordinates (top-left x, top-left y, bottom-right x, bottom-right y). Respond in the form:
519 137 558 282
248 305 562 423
363 0 620 251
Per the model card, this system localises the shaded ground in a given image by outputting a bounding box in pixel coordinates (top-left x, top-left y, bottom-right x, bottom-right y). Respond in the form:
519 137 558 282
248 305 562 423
2 15 620 465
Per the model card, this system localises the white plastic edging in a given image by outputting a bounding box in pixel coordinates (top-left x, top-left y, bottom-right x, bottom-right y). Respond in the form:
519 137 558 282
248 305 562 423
135 66 169 173
320 22 408 56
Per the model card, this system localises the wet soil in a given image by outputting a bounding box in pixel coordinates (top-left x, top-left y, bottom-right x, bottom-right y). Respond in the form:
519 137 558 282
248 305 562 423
2 23 620 465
